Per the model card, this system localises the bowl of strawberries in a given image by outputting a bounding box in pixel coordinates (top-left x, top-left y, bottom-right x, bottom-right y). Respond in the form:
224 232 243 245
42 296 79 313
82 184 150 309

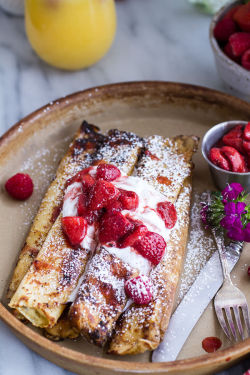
210 0 250 98
202 120 250 191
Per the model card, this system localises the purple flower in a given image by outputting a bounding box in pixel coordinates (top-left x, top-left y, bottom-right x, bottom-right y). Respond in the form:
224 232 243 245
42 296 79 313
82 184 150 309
244 223 250 242
200 204 209 227
226 217 244 241
222 183 244 201
220 201 246 230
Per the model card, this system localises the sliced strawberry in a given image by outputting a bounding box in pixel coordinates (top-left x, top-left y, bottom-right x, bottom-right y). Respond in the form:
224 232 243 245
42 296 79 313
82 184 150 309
96 164 121 181
157 201 177 229
243 140 250 154
81 174 95 192
61 216 87 246
5 173 33 200
77 192 88 216
133 231 166 266
119 189 139 210
209 148 230 171
99 212 134 244
229 32 250 57
220 146 247 172
124 275 153 305
244 122 250 141
233 2 250 32
242 48 250 70
65 167 92 187
88 180 120 211
120 224 148 248
214 18 237 42
222 136 244 154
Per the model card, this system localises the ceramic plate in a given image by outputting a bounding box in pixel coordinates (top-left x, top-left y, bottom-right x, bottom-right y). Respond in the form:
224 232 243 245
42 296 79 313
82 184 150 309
0 82 250 375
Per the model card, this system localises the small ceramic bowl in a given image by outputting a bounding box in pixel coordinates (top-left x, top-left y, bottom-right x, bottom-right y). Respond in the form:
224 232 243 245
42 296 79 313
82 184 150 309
209 0 250 100
202 120 250 192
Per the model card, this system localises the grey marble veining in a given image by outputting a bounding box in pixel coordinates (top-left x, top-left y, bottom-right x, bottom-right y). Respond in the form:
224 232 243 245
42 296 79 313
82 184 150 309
0 1 249 374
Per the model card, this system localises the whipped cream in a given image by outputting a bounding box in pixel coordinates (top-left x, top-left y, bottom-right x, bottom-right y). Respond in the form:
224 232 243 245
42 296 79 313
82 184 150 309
62 182 82 217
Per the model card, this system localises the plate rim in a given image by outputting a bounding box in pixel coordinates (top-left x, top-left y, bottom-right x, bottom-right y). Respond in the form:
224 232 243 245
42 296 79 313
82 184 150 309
1 81 250 374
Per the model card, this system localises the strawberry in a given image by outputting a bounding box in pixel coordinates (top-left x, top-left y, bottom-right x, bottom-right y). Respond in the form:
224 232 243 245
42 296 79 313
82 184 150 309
133 231 166 266
157 201 177 229
106 199 123 213
223 42 240 62
243 140 250 154
65 167 92 187
222 126 244 153
243 122 250 141
120 224 148 248
223 5 241 21
220 146 247 172
229 32 250 57
96 164 121 181
5 173 33 200
119 189 139 210
81 174 95 192
209 148 230 171
233 2 250 32
61 216 87 246
214 18 237 42
88 180 120 211
124 275 153 305
242 48 250 70
99 212 134 244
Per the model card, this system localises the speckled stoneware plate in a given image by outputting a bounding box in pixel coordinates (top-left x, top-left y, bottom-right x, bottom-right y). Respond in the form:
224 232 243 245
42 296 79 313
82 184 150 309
0 82 250 375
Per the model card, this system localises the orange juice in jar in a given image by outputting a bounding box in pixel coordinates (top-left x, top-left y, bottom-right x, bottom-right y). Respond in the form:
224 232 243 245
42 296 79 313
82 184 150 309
25 0 116 70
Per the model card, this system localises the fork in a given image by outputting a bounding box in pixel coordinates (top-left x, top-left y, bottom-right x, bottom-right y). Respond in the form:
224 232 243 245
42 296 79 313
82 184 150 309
212 226 250 341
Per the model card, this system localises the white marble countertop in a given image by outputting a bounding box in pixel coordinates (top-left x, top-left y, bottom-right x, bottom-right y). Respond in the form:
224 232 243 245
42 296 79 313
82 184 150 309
0 1 249 374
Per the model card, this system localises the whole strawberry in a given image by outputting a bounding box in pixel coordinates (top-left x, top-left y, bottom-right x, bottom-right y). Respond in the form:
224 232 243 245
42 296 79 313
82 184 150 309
5 173 33 200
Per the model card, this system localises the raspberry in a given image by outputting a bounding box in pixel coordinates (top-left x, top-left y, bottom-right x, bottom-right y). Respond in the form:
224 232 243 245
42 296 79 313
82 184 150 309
242 48 250 70
61 216 87 246
209 148 230 171
5 173 33 200
220 146 247 172
244 122 250 141
229 32 250 57
125 275 153 305
88 180 120 211
119 189 139 210
214 18 237 42
96 164 121 181
133 231 166 266
99 212 134 244
157 201 177 229
233 2 250 32
120 224 148 248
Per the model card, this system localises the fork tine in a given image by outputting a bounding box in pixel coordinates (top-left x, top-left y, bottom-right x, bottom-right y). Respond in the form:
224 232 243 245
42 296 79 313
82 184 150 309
241 305 250 338
215 307 231 340
233 306 243 340
225 307 237 341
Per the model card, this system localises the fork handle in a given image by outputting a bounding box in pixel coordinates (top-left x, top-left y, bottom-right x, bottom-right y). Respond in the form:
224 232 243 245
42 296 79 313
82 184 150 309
211 228 232 283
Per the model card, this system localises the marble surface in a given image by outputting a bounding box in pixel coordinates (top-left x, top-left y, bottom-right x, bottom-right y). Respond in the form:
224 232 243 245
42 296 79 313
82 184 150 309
0 1 249 374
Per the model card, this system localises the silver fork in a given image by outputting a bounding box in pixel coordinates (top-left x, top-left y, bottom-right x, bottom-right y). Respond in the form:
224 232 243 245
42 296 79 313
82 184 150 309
212 227 250 341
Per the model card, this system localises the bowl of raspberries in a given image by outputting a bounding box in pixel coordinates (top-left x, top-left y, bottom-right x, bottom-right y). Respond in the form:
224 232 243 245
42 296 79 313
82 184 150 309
210 1 250 98
202 120 250 191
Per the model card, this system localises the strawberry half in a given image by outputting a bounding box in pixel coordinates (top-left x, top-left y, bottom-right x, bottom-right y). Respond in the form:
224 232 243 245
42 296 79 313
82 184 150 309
88 180 120 211
120 224 148 248
220 146 247 172
214 18 237 42
209 148 230 171
96 164 121 181
242 48 250 70
99 212 134 244
233 2 250 32
133 231 166 266
229 32 250 57
157 201 177 229
124 275 153 305
61 216 87 246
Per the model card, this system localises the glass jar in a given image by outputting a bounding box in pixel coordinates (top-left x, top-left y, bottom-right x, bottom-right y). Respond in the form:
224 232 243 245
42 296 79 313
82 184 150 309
25 0 116 70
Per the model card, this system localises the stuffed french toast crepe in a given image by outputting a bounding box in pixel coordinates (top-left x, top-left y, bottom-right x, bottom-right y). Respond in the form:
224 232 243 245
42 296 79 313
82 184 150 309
8 122 198 356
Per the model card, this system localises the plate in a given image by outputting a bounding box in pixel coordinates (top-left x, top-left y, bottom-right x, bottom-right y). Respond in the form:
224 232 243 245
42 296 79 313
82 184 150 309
0 81 250 375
